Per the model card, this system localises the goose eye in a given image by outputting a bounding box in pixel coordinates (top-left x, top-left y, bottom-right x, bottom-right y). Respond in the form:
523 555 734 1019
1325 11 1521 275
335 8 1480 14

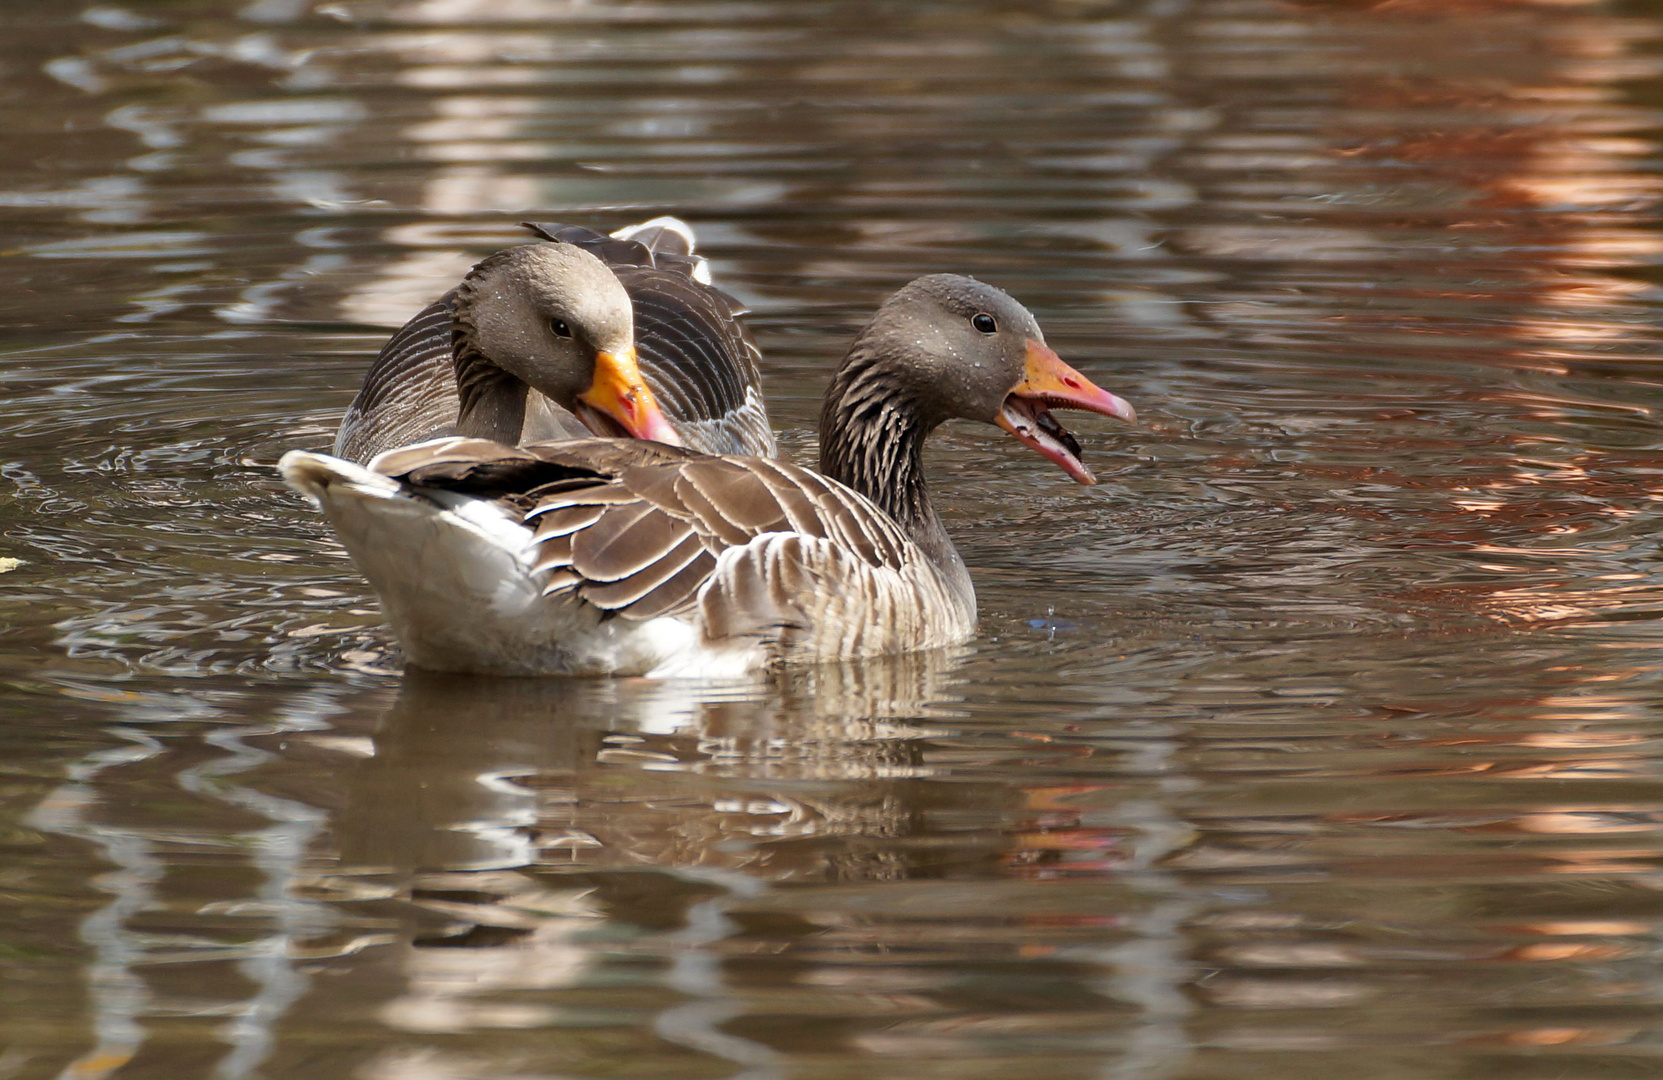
971 313 997 334
550 318 572 339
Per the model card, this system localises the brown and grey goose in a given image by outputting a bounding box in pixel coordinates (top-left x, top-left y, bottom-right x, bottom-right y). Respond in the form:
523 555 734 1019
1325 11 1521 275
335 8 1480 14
282 274 1135 677
334 217 776 461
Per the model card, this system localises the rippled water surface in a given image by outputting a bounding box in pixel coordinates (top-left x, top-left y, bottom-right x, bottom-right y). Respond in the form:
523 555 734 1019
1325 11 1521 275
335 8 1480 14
8 0 1663 1076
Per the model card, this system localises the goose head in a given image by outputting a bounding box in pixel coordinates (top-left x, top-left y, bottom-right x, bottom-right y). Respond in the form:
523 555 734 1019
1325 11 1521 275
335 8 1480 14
452 242 681 444
857 274 1136 485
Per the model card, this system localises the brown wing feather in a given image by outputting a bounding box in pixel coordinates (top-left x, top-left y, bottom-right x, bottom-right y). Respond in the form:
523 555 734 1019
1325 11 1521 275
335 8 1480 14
531 533 574 574
373 436 535 477
579 531 706 610
572 503 692 582
672 471 753 547
744 458 830 540
524 437 696 474
513 449 909 631
679 460 789 533
619 549 718 619
380 438 935 645
540 569 581 594
790 468 883 565
530 504 607 541
820 488 906 569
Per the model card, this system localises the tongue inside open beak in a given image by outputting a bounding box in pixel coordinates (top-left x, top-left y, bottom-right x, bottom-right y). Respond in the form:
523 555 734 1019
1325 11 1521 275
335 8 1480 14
995 340 1136 486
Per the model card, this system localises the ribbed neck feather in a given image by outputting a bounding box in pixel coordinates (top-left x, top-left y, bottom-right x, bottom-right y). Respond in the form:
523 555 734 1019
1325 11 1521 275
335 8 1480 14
450 307 527 444
818 345 953 568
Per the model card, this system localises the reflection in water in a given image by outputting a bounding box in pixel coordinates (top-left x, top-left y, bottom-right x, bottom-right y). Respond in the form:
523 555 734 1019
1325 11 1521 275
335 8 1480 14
335 655 964 878
27 690 342 1080
5 0 1663 1077
29 732 163 1080
310 657 972 1077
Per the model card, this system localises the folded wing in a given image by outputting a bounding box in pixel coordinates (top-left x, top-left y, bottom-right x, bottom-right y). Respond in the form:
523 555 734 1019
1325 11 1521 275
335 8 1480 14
370 437 969 663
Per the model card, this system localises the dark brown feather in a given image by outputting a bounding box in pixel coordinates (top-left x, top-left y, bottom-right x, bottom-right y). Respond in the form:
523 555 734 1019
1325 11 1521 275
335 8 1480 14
619 464 693 516
524 437 695 474
375 438 609 497
530 504 607 541
524 485 640 517
816 487 906 568
530 533 574 573
346 294 456 417
672 471 752 547
571 502 690 582
373 437 532 477
621 549 718 620
745 459 829 540
539 569 581 595
680 460 789 533
579 531 707 610
787 468 885 566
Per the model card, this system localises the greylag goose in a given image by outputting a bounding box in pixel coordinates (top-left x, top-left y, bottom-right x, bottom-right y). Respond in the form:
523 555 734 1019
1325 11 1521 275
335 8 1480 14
334 218 776 461
282 274 1135 678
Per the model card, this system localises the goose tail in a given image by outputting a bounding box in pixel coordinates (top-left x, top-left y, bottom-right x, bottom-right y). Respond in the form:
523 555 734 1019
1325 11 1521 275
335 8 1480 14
279 449 588 674
280 449 403 504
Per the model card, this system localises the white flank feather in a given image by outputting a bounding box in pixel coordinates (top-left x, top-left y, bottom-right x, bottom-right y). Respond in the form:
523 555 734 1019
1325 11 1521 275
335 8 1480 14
279 450 754 677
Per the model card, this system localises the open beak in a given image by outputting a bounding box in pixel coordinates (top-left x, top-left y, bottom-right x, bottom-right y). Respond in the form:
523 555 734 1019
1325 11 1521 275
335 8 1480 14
995 340 1136 486
576 346 683 446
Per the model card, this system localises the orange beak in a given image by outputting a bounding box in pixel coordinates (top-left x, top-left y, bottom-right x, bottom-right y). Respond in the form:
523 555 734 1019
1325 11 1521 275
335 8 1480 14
576 347 682 445
994 340 1135 486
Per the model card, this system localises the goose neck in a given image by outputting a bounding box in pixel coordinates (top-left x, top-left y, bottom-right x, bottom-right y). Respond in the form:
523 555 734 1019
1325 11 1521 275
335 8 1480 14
452 330 528 444
818 354 954 566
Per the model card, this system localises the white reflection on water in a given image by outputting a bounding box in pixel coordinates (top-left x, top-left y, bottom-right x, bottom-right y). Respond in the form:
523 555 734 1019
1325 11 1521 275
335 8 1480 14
32 732 163 1080
182 710 337 1080
31 693 342 1080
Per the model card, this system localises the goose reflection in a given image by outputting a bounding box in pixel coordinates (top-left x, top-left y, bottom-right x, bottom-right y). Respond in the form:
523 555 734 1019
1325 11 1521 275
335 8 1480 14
321 651 970 1060
335 651 968 880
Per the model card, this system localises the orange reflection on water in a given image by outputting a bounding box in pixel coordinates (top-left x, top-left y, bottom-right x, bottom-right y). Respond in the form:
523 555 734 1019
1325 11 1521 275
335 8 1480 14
1465 1025 1640 1047
1504 941 1630 962
1501 919 1651 935
1294 0 1606 11
1308 2 1663 384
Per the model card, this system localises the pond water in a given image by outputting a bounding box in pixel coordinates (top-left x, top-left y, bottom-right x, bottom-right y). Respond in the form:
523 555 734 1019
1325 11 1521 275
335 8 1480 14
6 0 1663 1076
